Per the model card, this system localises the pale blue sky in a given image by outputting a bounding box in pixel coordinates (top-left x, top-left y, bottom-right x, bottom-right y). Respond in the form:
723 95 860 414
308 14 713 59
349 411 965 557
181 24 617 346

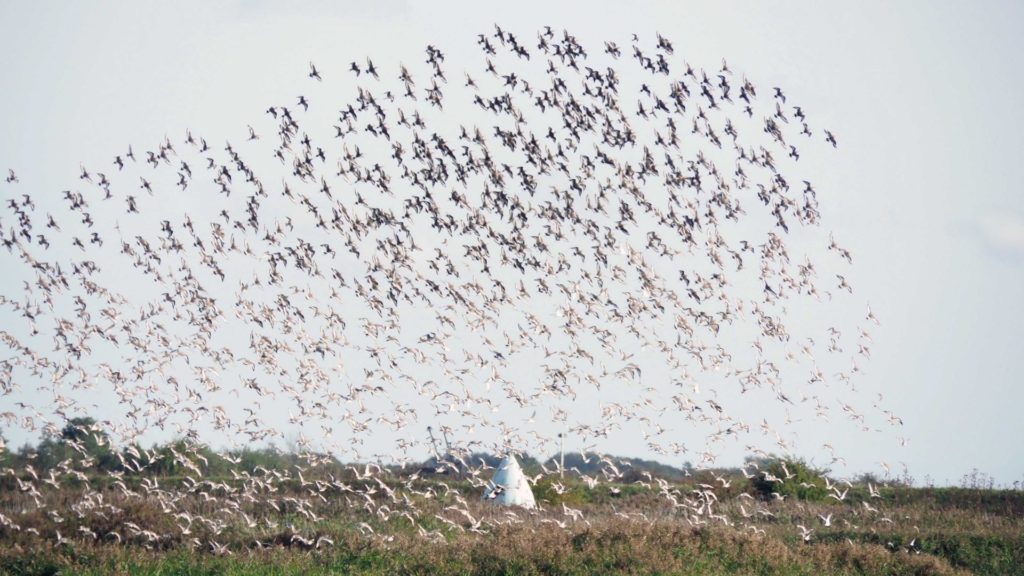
1 1 1022 485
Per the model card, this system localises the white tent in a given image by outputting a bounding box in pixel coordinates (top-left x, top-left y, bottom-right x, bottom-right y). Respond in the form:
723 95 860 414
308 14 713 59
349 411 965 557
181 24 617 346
482 454 536 508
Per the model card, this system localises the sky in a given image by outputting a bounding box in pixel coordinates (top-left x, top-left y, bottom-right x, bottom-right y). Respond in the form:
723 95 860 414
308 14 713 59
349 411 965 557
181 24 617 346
0 0 1022 486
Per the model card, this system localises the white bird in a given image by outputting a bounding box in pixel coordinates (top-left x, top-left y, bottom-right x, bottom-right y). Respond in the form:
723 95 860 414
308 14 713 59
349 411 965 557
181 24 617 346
828 488 848 502
797 524 813 542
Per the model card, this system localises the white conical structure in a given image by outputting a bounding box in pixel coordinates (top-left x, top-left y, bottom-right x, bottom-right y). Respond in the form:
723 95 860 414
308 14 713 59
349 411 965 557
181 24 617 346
482 454 536 508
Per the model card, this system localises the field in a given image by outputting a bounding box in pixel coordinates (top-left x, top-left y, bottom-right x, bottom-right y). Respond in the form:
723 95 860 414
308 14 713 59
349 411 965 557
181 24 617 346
1 464 1021 576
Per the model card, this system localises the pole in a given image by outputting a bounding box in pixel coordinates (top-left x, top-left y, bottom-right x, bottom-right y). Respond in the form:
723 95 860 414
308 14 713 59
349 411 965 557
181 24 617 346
427 426 439 459
558 432 564 479
441 427 458 478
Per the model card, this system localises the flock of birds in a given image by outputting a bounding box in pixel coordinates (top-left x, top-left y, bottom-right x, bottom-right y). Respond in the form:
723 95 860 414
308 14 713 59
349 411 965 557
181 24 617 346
0 26 901 550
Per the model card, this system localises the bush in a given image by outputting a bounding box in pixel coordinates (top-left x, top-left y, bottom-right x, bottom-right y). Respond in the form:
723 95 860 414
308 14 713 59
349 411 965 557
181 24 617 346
749 457 830 502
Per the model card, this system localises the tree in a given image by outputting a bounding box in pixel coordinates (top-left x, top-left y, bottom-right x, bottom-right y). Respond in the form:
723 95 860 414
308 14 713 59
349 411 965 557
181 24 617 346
36 417 117 472
749 455 830 502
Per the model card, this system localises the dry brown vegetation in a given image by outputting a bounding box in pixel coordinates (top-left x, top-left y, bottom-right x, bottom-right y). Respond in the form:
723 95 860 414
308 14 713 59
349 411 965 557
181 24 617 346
1 472 1021 575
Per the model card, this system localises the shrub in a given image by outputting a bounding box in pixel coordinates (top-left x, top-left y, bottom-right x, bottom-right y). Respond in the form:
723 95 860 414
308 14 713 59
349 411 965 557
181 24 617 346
749 457 830 502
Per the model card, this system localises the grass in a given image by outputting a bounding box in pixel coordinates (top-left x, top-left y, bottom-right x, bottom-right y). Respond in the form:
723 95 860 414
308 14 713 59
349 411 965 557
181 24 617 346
2 479 1021 575
0 522 971 576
